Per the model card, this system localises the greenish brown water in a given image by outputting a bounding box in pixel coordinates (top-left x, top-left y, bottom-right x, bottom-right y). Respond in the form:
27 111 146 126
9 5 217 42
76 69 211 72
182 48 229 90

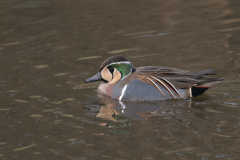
1 0 240 159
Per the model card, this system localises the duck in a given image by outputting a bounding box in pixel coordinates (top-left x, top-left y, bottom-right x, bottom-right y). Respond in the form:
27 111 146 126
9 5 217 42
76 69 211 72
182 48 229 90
85 55 224 101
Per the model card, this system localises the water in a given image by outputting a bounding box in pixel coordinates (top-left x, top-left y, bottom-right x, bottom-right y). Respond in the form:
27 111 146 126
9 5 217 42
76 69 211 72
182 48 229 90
1 0 240 159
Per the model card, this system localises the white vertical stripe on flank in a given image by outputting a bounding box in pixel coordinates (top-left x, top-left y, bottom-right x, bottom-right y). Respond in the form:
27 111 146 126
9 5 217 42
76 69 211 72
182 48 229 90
189 87 192 97
119 84 128 101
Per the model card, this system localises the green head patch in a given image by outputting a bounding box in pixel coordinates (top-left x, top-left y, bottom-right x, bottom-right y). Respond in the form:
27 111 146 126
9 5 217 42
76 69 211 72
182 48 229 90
107 62 134 79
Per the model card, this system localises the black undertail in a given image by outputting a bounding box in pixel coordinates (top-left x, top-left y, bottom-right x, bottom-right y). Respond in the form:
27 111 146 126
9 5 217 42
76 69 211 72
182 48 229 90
192 78 224 97
191 87 209 97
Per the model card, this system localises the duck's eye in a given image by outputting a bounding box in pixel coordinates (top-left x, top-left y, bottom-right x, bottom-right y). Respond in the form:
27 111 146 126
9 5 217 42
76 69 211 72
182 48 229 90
108 67 114 74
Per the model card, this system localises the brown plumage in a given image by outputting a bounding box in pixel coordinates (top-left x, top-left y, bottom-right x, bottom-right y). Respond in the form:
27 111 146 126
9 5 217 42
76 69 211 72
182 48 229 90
134 66 223 97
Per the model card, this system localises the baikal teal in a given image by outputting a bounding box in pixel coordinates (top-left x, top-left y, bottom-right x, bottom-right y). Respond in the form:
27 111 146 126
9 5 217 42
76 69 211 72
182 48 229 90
85 55 224 101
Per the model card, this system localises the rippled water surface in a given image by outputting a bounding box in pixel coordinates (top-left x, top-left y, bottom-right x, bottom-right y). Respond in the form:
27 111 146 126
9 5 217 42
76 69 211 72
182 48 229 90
1 0 240 159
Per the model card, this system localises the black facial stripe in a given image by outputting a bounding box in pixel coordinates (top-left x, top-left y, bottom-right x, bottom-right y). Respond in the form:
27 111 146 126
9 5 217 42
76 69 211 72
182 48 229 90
103 79 109 83
107 66 114 74
120 71 123 79
132 67 136 73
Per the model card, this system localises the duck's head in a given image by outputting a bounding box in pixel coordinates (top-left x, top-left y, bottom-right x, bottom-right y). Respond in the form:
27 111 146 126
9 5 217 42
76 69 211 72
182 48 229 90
85 55 136 84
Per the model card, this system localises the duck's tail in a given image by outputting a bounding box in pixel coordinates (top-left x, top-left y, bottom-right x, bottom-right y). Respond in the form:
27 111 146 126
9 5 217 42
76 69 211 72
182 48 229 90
191 78 224 97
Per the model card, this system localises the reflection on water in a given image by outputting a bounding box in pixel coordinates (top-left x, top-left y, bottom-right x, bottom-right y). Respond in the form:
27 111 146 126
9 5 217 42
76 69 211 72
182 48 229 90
95 95 192 120
1 0 240 159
